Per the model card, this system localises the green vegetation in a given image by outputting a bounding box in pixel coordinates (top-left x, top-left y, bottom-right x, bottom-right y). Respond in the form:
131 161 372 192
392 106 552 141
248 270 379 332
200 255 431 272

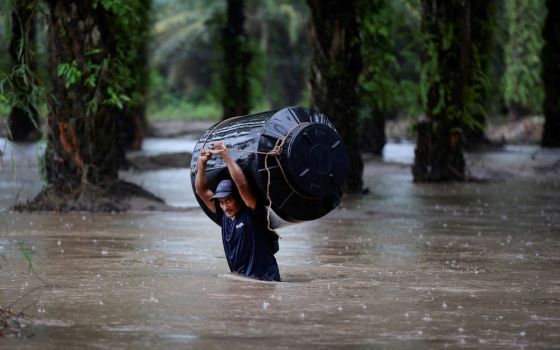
359 0 422 118
503 0 545 117
0 0 555 145
147 97 221 121
0 0 554 197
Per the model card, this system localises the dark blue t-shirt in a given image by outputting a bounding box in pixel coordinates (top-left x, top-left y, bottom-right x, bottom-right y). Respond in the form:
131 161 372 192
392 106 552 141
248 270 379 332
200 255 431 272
216 203 281 282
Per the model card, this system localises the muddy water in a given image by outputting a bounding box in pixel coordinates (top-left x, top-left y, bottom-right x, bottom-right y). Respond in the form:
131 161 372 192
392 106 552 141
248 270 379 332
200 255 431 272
1 138 560 349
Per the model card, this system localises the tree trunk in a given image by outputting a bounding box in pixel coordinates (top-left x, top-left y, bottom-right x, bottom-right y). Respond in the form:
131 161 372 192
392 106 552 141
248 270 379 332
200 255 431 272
44 0 122 190
117 0 151 151
413 0 467 182
360 109 386 156
7 0 41 142
306 0 364 193
541 0 560 147
221 0 251 119
464 0 496 150
356 0 390 157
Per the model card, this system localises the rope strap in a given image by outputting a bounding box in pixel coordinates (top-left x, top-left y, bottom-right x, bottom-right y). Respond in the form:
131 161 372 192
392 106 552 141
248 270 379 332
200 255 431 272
199 118 318 230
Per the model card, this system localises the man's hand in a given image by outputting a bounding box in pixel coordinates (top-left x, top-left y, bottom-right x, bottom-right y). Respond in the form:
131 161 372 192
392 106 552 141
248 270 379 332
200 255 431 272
198 148 212 169
210 141 229 159
200 148 212 162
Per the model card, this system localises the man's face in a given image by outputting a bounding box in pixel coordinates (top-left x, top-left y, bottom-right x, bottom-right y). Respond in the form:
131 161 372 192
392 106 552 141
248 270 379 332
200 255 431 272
218 195 241 219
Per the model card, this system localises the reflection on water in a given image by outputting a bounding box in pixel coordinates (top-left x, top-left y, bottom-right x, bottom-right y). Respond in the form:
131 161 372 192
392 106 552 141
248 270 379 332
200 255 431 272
1 137 560 348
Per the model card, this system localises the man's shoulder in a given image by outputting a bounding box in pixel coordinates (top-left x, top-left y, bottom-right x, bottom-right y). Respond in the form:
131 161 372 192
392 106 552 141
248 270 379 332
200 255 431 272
243 204 268 220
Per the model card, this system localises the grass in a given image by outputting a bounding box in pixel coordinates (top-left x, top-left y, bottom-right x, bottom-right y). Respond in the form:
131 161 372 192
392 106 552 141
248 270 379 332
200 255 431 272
146 96 276 122
147 98 221 121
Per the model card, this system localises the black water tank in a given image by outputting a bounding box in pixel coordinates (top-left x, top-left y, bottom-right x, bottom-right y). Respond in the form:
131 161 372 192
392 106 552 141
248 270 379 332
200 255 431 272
189 106 347 227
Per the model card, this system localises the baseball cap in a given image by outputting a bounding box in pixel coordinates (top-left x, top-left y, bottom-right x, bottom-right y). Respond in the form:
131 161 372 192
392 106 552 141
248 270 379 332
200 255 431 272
210 179 234 200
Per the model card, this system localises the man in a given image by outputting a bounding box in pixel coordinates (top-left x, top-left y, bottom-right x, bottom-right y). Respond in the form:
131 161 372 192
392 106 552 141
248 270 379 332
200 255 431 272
195 141 281 282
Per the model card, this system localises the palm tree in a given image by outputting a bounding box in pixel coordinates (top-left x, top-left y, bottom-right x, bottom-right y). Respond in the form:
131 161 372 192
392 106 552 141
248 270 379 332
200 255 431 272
541 0 560 147
306 0 364 193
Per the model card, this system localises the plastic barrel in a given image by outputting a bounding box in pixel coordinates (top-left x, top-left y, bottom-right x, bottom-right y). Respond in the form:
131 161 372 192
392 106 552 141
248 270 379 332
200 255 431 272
190 106 347 228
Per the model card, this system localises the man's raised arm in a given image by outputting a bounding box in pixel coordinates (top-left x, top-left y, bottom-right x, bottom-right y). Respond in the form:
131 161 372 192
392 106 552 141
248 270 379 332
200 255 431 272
194 148 216 213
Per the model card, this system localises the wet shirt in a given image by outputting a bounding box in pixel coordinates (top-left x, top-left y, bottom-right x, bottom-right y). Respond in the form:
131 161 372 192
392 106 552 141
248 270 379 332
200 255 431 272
216 204 281 282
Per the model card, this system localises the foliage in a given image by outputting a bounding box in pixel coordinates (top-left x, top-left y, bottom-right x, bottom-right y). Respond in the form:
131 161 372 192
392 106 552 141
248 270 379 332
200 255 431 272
147 95 221 121
245 0 311 108
16 240 34 272
503 0 545 114
149 0 224 107
148 0 310 119
358 0 422 118
89 0 150 114
420 1 488 132
0 0 44 126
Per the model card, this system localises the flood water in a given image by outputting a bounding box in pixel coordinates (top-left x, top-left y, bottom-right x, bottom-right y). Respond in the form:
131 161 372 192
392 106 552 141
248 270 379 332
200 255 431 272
1 137 560 349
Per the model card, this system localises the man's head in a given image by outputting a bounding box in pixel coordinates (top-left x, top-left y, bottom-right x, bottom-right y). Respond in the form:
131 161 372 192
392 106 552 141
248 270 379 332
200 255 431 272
211 179 242 219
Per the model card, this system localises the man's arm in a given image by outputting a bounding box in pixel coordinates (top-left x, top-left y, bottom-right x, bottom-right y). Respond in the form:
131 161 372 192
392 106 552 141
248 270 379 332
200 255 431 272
194 148 216 213
212 142 257 210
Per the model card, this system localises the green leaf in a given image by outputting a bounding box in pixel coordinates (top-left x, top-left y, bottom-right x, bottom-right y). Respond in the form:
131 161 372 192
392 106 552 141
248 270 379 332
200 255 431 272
17 241 34 272
84 75 97 87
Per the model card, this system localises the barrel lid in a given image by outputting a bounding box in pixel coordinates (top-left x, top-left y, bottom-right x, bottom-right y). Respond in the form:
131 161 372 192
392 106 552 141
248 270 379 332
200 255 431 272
283 123 347 198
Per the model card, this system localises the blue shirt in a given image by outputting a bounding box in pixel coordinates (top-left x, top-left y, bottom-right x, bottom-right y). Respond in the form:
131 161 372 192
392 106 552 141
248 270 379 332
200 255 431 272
216 204 281 282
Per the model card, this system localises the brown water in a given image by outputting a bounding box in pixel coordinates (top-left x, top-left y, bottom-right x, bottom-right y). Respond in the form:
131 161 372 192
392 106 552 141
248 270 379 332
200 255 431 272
1 138 560 349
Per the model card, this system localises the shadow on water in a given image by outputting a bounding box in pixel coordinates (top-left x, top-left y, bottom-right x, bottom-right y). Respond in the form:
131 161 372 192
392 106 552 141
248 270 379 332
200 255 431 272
1 137 560 348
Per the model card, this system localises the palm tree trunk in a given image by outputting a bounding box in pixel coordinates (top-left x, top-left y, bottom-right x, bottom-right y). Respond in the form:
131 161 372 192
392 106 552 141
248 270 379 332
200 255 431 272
44 0 122 189
541 0 560 147
413 0 468 182
307 0 364 193
221 0 251 119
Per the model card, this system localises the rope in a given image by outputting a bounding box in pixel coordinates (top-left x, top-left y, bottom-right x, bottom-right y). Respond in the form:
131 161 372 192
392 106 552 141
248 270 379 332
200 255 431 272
200 115 246 151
